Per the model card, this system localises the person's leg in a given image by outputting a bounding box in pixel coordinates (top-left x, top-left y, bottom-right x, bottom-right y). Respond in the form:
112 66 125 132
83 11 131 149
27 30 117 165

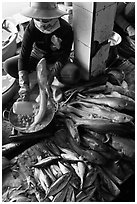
3 55 19 78
3 55 39 78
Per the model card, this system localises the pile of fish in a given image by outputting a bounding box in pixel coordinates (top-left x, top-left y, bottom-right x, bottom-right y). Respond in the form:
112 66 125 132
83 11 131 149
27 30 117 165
2 71 135 202
2 131 134 202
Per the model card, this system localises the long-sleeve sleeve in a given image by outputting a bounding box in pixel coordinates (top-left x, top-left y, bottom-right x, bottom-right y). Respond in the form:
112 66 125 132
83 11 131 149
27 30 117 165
18 22 35 72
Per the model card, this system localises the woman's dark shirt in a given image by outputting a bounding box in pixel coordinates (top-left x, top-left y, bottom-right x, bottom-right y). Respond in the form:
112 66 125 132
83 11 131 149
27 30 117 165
18 18 73 71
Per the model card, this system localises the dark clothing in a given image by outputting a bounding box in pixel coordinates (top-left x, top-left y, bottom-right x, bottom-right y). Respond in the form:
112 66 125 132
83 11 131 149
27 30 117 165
114 2 135 37
4 18 73 81
114 2 135 61
18 18 73 72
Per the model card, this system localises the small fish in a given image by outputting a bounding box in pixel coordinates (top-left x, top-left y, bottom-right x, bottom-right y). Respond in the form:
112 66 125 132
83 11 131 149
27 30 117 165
61 153 80 161
69 175 80 189
65 118 80 144
66 185 75 202
99 169 120 197
76 191 87 202
33 156 60 168
44 168 56 182
52 184 68 202
45 141 61 156
77 157 86 189
58 161 70 174
59 147 79 158
71 163 80 178
47 172 71 196
83 170 98 188
39 169 51 188
34 168 48 193
50 164 63 178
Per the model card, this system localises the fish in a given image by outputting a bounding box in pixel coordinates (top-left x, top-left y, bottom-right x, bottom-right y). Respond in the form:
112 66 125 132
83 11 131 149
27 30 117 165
109 135 135 159
79 95 135 111
85 129 107 143
71 163 80 178
58 147 79 158
105 82 134 99
36 58 50 90
82 84 107 95
69 113 134 136
58 161 70 174
50 164 63 178
65 118 81 144
33 156 60 168
59 104 89 118
64 74 108 97
83 170 98 188
45 141 61 156
99 169 120 197
84 186 96 200
76 191 87 202
66 185 75 202
77 156 86 189
52 184 68 202
29 58 50 128
29 88 48 127
39 169 51 188
75 101 133 123
82 134 120 160
69 175 80 189
34 168 48 193
47 172 71 196
66 133 107 165
44 168 56 182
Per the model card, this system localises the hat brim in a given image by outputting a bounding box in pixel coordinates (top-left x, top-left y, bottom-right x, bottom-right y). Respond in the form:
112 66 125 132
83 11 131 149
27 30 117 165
21 7 67 19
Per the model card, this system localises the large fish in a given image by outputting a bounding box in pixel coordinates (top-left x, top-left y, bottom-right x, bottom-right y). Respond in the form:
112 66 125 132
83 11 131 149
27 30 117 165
29 58 54 128
66 132 107 165
79 95 135 111
82 134 120 160
70 101 133 123
68 113 134 137
105 82 135 99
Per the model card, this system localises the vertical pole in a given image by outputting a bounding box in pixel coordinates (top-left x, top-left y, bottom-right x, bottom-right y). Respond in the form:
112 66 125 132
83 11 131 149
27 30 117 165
89 2 96 79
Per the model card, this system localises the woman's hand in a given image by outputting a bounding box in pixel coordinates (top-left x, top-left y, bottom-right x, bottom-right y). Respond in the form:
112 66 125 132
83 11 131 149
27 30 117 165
18 70 30 101
18 86 30 101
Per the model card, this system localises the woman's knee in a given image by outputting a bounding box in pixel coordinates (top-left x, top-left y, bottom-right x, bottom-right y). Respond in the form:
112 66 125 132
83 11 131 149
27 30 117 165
3 55 19 78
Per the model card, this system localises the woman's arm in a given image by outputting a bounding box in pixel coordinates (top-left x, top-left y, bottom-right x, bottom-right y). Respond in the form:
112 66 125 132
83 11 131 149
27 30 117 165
18 20 35 72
